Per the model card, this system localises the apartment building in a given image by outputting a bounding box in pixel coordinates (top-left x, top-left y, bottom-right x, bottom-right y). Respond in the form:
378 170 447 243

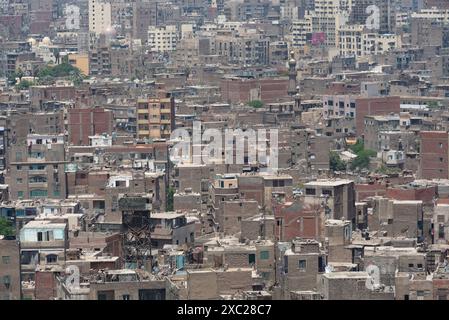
136 97 175 140
148 25 178 52
7 134 67 201
88 0 112 35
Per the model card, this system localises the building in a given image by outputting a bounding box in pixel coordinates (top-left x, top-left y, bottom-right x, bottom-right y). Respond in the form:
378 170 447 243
303 179 356 225
89 0 112 35
0 237 21 300
148 25 178 52
67 108 114 146
419 131 449 180
355 96 401 135
7 134 67 200
137 97 175 140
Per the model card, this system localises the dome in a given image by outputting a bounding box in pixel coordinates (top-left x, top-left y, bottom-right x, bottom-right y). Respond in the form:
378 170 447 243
41 36 52 46
27 37 37 46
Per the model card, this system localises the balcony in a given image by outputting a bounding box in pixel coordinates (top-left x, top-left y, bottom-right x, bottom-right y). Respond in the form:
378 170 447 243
29 182 48 188
28 169 47 175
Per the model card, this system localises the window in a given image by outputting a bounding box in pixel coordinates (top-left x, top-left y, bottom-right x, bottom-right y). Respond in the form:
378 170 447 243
17 191 24 199
2 275 10 286
2 256 10 264
46 254 57 264
298 260 306 270
30 190 48 198
122 294 130 300
305 188 316 195
260 251 269 260
248 254 256 265
408 263 414 268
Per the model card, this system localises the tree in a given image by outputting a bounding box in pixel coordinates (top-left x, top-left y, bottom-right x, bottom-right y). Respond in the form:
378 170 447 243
15 79 34 90
167 187 175 211
349 139 376 170
330 151 346 171
350 149 376 170
0 218 14 237
248 100 264 108
36 62 84 85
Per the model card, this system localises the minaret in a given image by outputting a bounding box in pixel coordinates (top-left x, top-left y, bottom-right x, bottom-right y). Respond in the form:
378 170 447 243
287 50 297 96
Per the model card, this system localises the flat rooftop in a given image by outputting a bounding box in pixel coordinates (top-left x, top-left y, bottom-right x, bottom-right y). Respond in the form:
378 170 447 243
304 179 353 187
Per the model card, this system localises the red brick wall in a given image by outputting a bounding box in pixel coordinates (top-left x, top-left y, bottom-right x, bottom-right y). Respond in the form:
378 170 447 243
274 202 322 241
420 131 449 179
355 183 387 201
355 96 401 135
68 108 113 145
35 271 56 300
386 186 436 204
221 78 289 104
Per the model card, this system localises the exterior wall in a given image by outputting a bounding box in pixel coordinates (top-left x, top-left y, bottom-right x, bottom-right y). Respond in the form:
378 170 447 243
89 280 167 300
67 108 114 146
240 217 275 241
355 183 387 201
0 239 21 300
274 201 323 241
220 200 259 236
186 268 253 300
419 131 449 179
355 96 401 135
35 270 56 300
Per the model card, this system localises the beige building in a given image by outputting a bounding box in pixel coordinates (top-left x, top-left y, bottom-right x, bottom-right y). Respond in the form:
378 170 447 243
88 0 112 35
137 97 175 140
148 25 178 52
67 53 89 75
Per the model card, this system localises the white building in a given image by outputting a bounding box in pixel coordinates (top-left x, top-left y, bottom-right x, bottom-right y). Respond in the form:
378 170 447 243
362 33 401 56
148 25 178 52
291 17 312 49
88 0 112 35
338 25 401 58
338 24 364 57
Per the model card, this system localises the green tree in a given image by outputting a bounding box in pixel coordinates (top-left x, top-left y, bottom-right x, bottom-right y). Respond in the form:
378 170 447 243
0 217 15 237
37 62 84 85
248 100 264 108
167 187 175 211
330 151 346 171
349 139 376 170
15 79 34 90
350 149 376 170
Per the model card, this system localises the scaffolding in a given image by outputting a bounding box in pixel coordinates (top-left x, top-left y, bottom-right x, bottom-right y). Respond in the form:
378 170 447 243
119 193 154 271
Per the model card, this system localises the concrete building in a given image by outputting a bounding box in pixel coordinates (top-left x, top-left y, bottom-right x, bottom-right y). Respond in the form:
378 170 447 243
137 97 175 140
7 134 67 200
0 237 21 300
148 25 178 52
88 0 112 35
304 179 356 224
318 271 395 300
280 239 326 297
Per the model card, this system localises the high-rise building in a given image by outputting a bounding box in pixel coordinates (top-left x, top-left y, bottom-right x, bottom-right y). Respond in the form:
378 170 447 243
88 0 112 35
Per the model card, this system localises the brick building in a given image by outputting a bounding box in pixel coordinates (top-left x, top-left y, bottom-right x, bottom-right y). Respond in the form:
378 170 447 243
419 131 449 179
